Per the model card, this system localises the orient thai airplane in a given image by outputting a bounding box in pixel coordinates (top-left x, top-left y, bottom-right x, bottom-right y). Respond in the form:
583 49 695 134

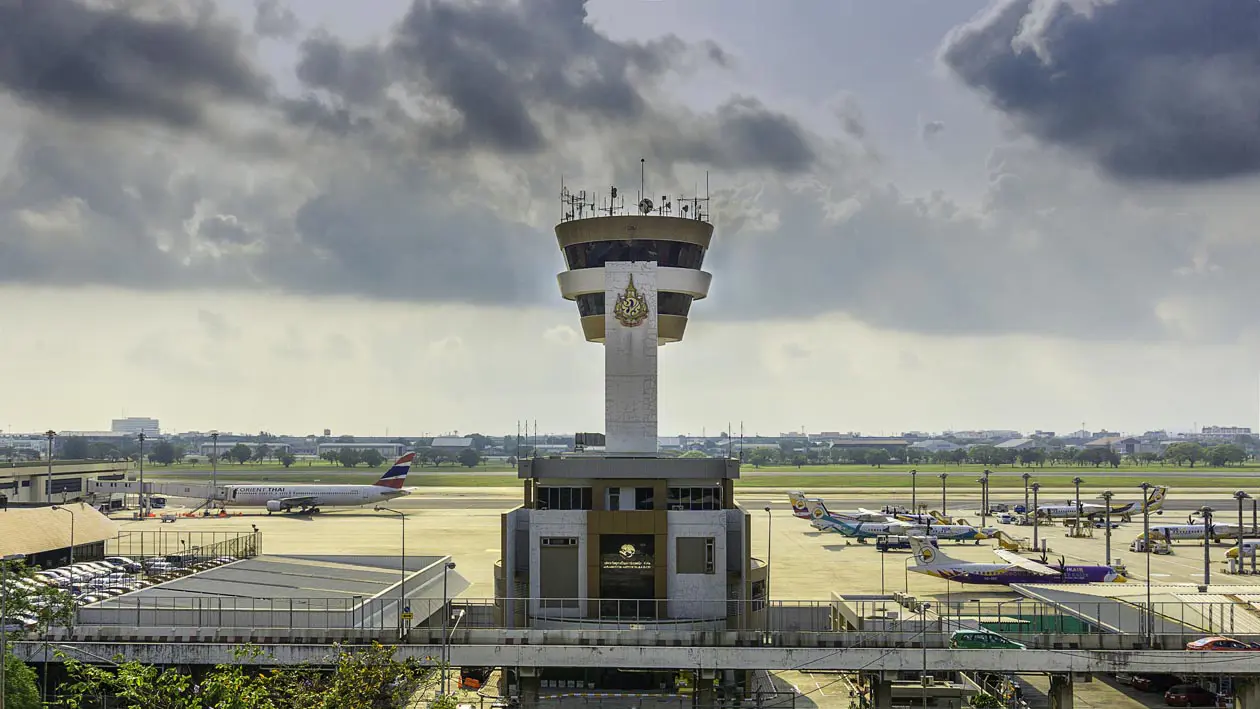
803 499 996 542
222 453 414 514
908 536 1126 585
1037 485 1167 521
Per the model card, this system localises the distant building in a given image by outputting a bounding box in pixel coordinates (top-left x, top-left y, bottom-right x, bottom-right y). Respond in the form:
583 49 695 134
1085 436 1139 455
1200 426 1252 440
994 438 1037 451
430 437 474 452
111 417 160 437
200 441 293 456
316 442 404 458
909 440 961 453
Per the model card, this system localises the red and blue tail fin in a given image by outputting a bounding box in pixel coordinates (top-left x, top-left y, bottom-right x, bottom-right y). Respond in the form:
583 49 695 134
374 453 415 489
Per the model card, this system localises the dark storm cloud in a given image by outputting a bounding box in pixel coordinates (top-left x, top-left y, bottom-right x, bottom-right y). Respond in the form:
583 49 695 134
254 0 299 39
921 120 945 141
941 0 1260 182
295 33 392 104
199 214 253 244
0 0 269 128
661 97 815 173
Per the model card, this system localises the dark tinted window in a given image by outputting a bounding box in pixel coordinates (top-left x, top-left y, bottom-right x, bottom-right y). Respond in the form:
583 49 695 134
564 240 705 270
576 292 692 317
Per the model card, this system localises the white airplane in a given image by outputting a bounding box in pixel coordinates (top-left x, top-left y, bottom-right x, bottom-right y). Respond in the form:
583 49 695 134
1037 485 1167 521
1144 522 1239 543
1225 541 1260 560
222 453 414 514
803 499 998 542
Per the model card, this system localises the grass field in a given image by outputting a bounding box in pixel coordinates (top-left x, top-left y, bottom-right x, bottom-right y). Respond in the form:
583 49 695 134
746 462 1260 474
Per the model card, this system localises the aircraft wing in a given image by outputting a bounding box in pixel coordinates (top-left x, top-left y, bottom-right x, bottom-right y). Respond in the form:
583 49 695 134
992 549 1060 575
278 495 317 506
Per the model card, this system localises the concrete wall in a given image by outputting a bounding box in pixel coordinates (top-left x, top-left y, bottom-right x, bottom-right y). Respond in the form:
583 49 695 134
529 510 587 618
667 510 727 619
604 261 658 454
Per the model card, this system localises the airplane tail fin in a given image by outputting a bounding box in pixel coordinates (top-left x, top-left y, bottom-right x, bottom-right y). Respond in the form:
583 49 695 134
788 491 811 519
909 536 952 566
374 453 415 489
1143 486 1169 513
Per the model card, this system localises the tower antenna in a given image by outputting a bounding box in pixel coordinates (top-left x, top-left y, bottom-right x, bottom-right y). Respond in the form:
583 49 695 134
640 158 646 204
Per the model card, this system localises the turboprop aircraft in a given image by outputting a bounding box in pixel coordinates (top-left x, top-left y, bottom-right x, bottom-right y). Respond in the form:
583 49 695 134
1037 485 1167 522
908 536 1126 585
804 499 997 543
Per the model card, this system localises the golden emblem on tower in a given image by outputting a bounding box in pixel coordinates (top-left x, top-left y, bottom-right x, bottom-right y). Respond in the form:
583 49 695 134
613 274 649 328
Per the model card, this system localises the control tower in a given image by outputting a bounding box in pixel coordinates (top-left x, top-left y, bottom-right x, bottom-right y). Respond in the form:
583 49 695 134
496 167 764 703
553 170 714 454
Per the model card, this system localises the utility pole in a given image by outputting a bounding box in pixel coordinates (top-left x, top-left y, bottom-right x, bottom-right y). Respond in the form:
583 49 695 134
1200 506 1214 586
138 432 147 517
44 430 56 503
210 431 220 512
1100 490 1114 565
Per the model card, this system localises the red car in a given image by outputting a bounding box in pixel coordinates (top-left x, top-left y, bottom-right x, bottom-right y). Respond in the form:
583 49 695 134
1185 636 1260 651
1164 684 1217 707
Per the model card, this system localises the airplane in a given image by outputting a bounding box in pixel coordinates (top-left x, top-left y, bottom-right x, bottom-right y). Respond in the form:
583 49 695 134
1142 522 1240 544
788 491 824 523
1037 485 1167 522
1225 541 1260 559
803 499 997 543
221 453 414 514
787 492 891 529
908 536 1127 585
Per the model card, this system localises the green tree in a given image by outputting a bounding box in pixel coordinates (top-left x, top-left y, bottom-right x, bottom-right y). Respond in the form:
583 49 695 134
229 443 252 465
359 449 385 467
2 653 40 709
60 436 89 460
337 448 361 467
319 450 339 464
253 444 273 462
278 452 296 468
172 444 187 463
679 450 708 459
458 448 482 468
865 449 891 468
1207 443 1247 467
968 693 1004 709
149 440 177 466
1164 442 1204 468
747 449 771 468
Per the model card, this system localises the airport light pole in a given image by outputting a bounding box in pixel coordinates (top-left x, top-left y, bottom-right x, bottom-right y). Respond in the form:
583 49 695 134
976 476 988 527
442 561 456 695
1236 491 1251 575
1072 476 1084 528
1022 472 1031 514
910 469 917 515
374 506 406 637
52 505 75 567
210 431 219 511
44 430 56 504
939 473 948 516
1140 481 1153 645
1200 505 1214 586
982 469 991 517
1100 490 1114 565
764 506 773 608
1030 483 1041 551
137 431 147 517
1 552 26 709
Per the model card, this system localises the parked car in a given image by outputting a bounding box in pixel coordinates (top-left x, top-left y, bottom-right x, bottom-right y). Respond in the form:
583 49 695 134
103 557 143 573
1092 519 1120 529
1164 684 1217 707
1185 636 1260 651
949 630 1026 650
1132 674 1181 693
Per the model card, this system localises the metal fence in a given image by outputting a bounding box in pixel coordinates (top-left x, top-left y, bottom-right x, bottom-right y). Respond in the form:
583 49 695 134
104 530 261 562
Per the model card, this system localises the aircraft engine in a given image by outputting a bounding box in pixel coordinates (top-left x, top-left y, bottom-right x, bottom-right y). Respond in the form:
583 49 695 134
266 500 285 512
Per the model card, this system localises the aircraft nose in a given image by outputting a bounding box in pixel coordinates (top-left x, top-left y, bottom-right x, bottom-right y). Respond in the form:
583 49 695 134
1114 575 1128 583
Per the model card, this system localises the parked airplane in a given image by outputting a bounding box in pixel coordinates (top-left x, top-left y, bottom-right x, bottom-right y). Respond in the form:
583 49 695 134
1143 522 1239 543
787 492 891 529
804 500 996 543
908 536 1126 585
221 453 414 513
1037 485 1168 521
1225 541 1260 559
788 491 824 523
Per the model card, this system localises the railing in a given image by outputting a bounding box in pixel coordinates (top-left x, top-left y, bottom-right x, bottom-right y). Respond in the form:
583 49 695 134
63 594 1260 647
104 530 261 562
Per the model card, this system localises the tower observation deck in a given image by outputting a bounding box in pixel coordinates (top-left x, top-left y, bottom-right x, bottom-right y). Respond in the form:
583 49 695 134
555 176 714 345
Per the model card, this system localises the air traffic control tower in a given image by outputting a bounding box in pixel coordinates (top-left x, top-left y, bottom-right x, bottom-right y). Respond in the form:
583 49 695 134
496 172 765 701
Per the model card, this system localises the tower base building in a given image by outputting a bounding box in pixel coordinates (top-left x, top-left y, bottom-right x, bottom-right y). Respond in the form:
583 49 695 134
495 181 767 701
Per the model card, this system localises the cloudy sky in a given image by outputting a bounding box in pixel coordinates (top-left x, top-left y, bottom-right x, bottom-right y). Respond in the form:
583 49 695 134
3 0 1260 438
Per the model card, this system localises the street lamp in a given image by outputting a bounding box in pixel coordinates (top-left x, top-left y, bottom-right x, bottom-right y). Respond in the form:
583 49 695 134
1030 483 1041 551
1021 472 1031 514
2 552 26 709
374 506 406 636
137 431 147 517
1140 481 1153 645
1235 491 1251 575
1072 476 1084 531
44 430 56 504
1199 506 1214 586
1099 491 1114 565
910 469 917 515
441 561 457 695
939 473 948 516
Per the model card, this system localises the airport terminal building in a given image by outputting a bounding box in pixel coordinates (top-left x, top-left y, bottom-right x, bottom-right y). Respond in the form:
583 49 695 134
495 186 766 698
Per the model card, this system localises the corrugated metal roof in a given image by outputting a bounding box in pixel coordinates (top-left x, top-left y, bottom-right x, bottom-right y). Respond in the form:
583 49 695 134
0 502 119 557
